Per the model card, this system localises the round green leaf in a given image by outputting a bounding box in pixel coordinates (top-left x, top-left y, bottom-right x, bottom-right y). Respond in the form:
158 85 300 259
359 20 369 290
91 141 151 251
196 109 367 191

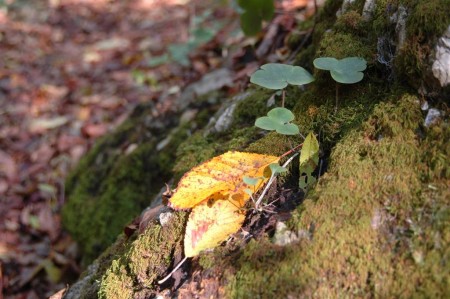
330 69 364 84
269 163 288 174
313 57 338 71
275 123 299 135
243 176 260 186
267 107 294 123
338 57 367 72
250 63 314 90
255 116 278 130
314 57 367 84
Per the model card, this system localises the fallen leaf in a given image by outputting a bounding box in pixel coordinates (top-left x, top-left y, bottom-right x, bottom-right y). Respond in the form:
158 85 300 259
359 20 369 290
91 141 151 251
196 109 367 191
0 150 17 181
169 151 278 209
29 117 69 133
91 37 130 51
81 123 108 138
184 197 245 257
49 287 67 299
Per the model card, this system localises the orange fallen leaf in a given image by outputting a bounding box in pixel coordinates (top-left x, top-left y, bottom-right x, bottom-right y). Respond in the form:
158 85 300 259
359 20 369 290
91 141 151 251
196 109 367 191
169 151 279 210
184 197 245 257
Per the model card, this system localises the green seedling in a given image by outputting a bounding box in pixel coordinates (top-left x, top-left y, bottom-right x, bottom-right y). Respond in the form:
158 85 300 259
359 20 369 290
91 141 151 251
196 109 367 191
237 0 274 36
313 57 367 112
255 107 299 135
250 63 314 106
148 10 222 67
269 163 287 174
299 132 319 191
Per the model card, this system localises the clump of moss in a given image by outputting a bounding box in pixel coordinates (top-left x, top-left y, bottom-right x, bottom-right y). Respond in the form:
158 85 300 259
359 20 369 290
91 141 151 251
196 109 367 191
98 212 188 298
98 261 134 299
63 140 170 264
232 89 274 128
395 0 450 87
335 10 366 35
63 107 193 264
172 133 217 180
317 31 373 61
227 94 449 297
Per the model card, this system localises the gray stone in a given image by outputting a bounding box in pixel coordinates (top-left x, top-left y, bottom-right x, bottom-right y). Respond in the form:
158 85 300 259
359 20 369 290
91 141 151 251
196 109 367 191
362 0 376 21
432 26 450 87
424 108 442 127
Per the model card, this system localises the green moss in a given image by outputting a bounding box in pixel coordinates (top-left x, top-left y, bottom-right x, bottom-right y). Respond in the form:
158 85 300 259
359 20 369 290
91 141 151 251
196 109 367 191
226 94 449 297
98 212 188 298
98 261 134 299
232 89 274 128
246 132 297 156
335 10 366 35
317 31 373 61
404 0 450 38
63 104 195 264
395 0 450 87
172 132 217 180
63 141 173 263
127 212 187 285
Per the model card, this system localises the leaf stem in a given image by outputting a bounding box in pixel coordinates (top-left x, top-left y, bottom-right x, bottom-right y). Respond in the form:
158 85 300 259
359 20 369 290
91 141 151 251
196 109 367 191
255 153 299 209
281 89 286 107
335 83 339 113
280 143 303 159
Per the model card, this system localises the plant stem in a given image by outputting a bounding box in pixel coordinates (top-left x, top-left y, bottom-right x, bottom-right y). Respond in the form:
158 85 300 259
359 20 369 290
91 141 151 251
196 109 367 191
282 89 286 107
335 83 339 113
255 153 299 209
280 142 303 159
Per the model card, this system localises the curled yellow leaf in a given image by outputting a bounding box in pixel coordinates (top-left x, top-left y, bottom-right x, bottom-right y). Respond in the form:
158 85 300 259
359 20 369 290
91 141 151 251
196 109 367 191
169 151 279 210
184 197 245 257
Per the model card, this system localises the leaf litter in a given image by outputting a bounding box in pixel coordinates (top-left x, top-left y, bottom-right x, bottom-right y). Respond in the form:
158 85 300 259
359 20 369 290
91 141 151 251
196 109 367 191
0 0 235 297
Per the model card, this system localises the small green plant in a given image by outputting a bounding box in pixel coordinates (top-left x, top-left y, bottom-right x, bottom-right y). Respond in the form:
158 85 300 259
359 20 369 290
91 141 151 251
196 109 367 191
299 132 319 191
249 57 366 192
149 10 223 67
250 63 314 90
237 0 274 36
313 57 367 112
251 63 314 106
255 107 300 135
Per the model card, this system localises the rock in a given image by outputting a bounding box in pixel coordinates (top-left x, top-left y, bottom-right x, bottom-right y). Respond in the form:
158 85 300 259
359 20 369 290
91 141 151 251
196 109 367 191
362 0 376 21
391 5 408 49
191 68 233 96
432 25 450 87
204 91 253 134
424 108 442 127
336 0 356 17
273 222 299 246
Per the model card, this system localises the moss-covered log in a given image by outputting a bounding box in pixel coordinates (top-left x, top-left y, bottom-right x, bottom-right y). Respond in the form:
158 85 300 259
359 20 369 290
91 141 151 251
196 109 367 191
63 0 449 297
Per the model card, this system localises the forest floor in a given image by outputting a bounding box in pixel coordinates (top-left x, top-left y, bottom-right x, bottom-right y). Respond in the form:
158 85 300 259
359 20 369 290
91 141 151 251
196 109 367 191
0 0 313 298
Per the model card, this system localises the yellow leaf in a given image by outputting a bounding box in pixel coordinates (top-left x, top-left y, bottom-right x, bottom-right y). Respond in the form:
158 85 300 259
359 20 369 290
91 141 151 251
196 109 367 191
169 151 279 209
184 197 245 257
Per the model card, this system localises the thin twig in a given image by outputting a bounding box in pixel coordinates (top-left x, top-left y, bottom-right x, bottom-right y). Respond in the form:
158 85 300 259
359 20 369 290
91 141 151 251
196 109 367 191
255 153 299 209
158 256 188 284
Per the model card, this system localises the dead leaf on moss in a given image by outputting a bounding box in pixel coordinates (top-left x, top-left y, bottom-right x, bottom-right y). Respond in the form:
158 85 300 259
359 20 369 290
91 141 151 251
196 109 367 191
169 151 279 210
184 197 245 257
